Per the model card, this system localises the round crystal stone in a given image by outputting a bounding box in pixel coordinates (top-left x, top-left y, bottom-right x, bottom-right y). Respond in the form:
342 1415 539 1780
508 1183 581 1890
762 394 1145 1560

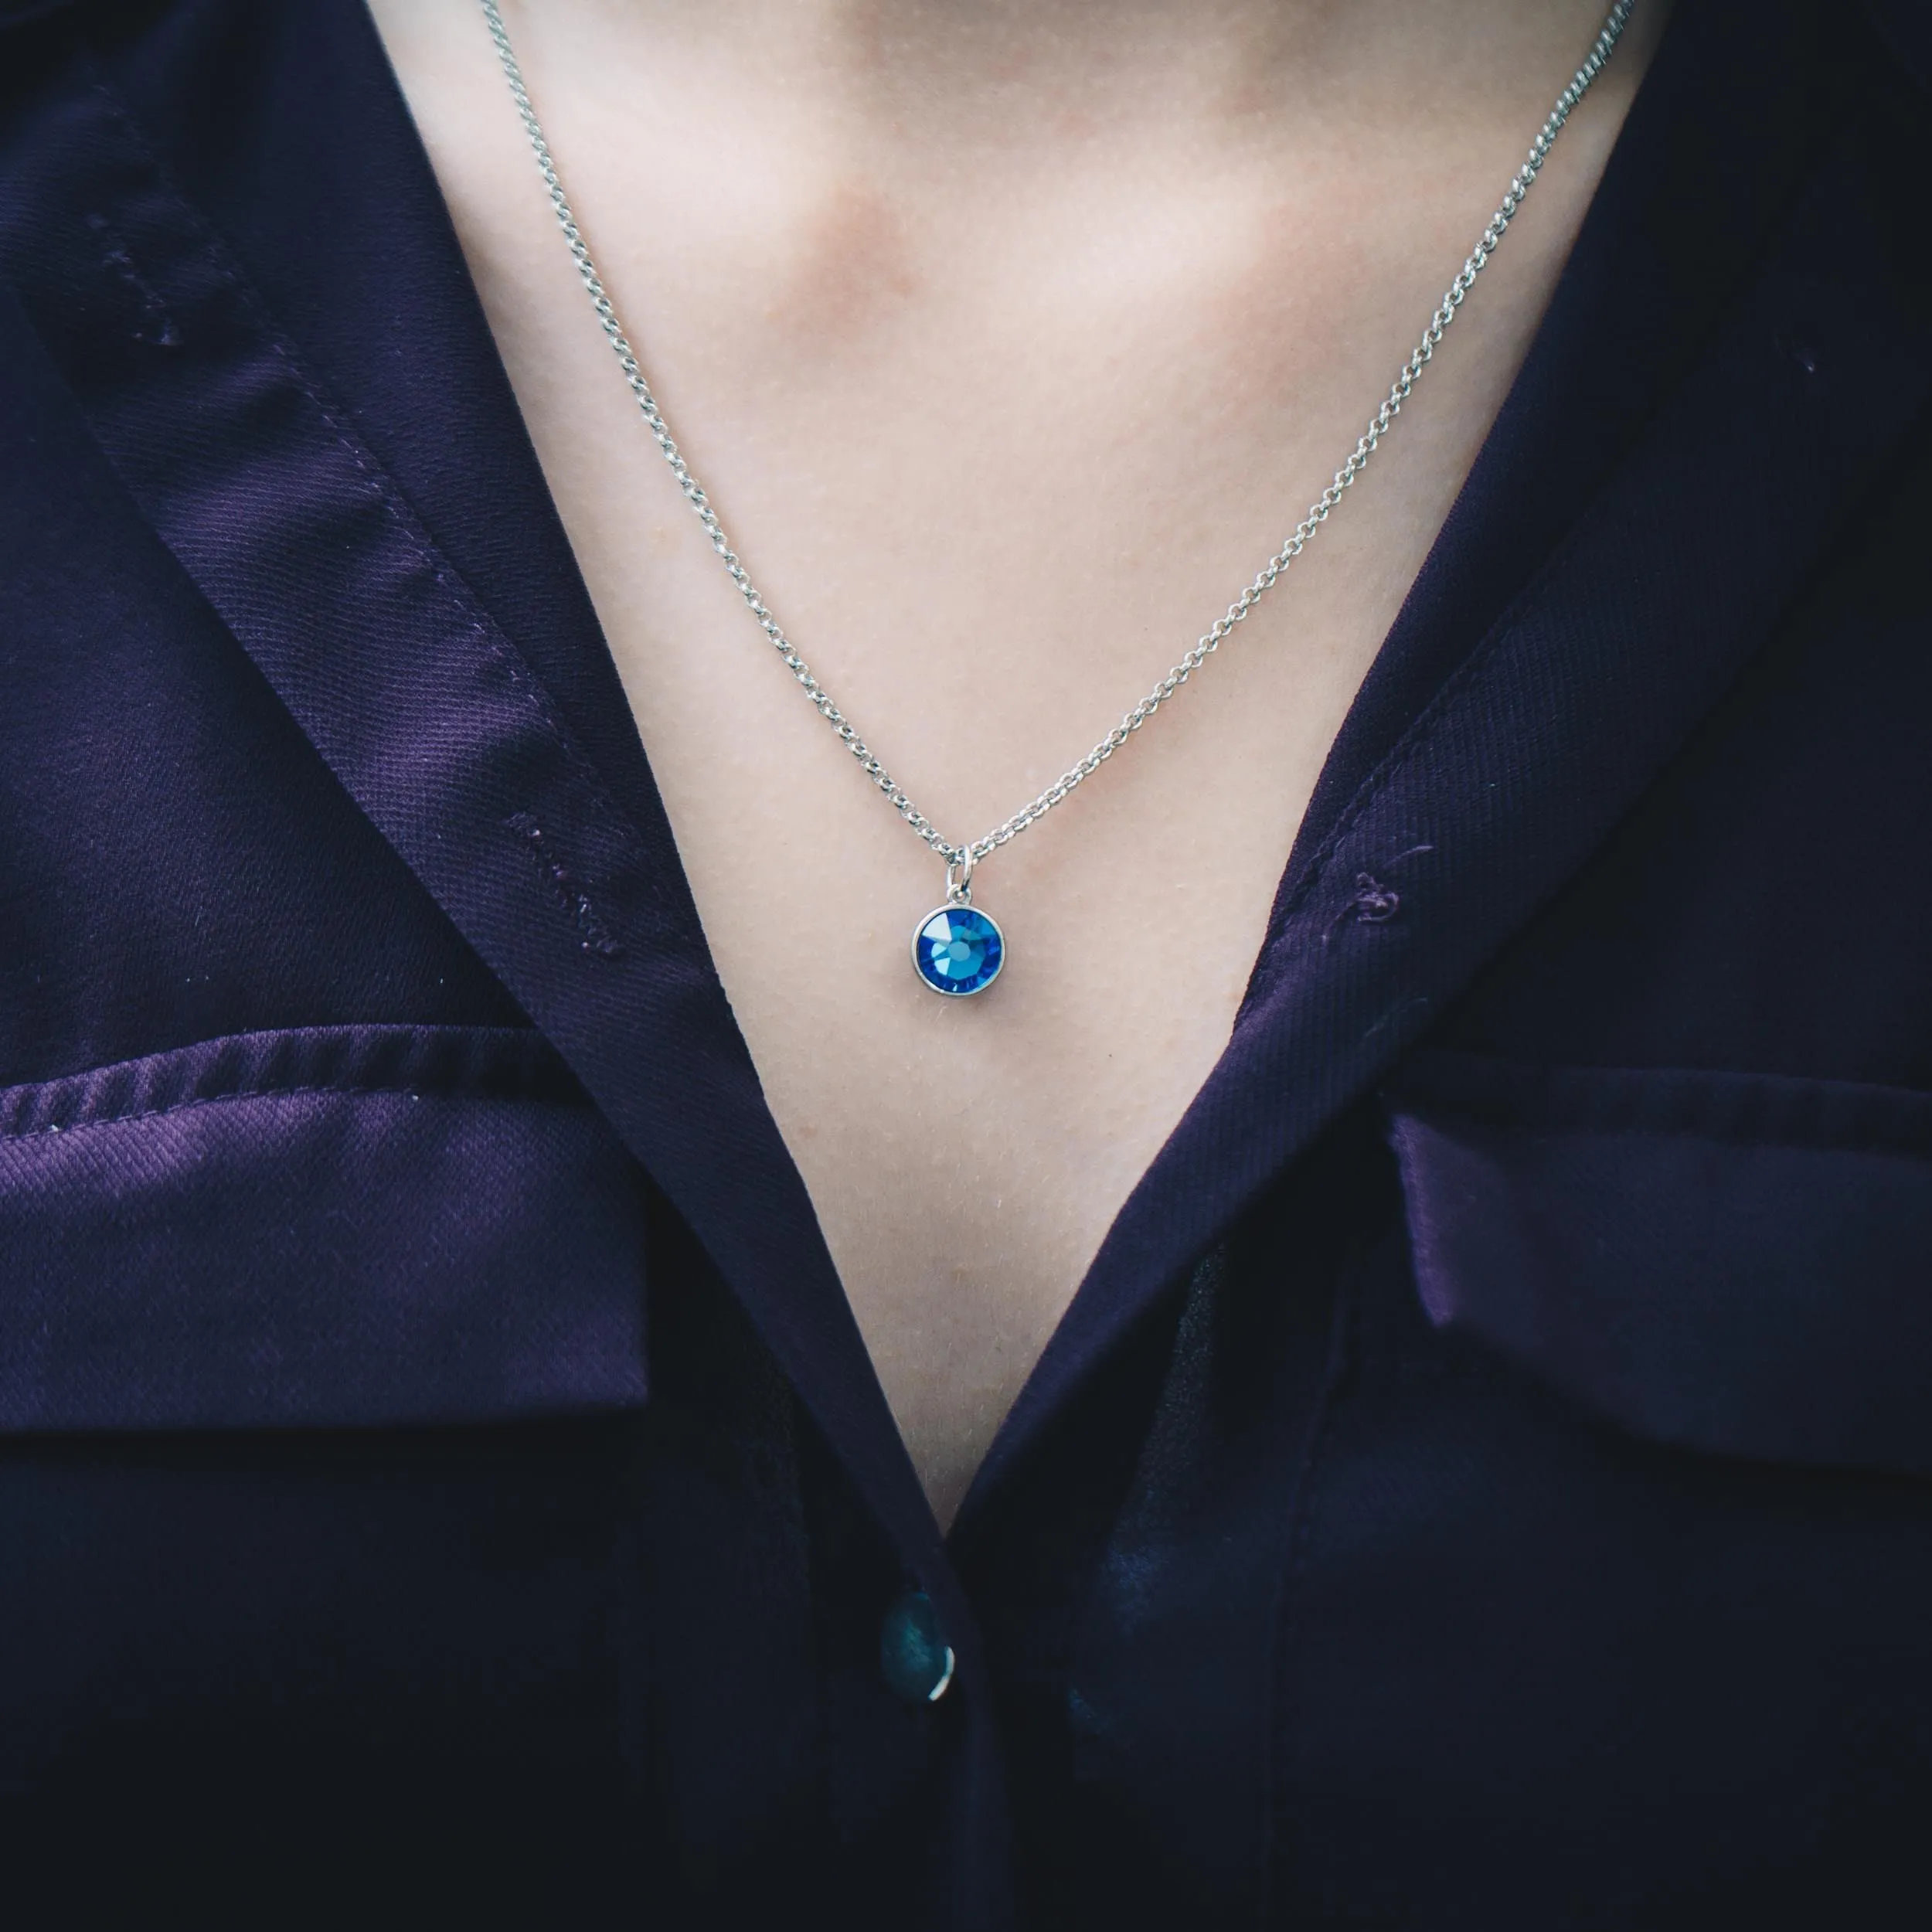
911 903 1005 996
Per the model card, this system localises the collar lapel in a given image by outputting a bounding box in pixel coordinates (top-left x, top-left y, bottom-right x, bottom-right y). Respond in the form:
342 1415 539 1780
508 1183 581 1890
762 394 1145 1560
0 15 951 1583
960 0 1932 1529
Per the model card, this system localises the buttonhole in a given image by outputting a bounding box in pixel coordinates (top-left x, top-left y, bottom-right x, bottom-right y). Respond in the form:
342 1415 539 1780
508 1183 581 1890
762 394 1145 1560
1323 843 1434 944
1348 875 1402 923
83 211 181 349
506 811 624 959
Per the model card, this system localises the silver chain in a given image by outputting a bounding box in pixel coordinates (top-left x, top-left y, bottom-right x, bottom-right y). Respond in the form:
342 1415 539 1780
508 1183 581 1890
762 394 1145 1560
479 0 1632 873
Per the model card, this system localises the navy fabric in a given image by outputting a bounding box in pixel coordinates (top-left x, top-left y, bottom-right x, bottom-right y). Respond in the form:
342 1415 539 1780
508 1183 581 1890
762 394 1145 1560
2 0 1930 1924
1391 1053 1932 1476
0 1024 648 1428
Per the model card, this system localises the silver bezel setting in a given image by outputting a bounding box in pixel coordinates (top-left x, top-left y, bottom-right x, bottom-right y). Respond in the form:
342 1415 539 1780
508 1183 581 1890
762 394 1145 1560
910 903 1006 997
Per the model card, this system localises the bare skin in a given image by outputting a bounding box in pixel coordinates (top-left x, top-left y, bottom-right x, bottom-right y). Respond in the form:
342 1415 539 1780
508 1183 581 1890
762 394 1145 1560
366 0 1665 1529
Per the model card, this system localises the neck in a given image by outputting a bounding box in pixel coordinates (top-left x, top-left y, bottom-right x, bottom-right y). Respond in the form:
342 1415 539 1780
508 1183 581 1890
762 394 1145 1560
491 0 1649 155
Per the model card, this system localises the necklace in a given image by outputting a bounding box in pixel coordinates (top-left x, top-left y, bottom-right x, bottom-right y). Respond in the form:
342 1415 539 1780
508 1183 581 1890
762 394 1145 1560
478 0 1632 996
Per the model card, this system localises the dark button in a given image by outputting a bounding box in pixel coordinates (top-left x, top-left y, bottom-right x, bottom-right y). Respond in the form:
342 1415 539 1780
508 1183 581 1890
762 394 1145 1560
879 1590 955 1705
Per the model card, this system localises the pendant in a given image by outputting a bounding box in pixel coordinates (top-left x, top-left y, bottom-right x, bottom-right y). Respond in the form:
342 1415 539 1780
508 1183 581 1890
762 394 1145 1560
911 852 1005 997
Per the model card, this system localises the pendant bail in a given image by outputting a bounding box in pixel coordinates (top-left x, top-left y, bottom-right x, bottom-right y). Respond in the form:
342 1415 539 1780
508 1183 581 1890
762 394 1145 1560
944 848 977 906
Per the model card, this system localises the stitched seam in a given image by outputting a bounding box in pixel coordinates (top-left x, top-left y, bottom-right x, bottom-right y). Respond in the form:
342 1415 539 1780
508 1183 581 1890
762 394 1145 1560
1389 1051 1932 1090
78 63 644 864
1383 1056 1932 1154
0 1080 580 1145
1389 1108 1932 1162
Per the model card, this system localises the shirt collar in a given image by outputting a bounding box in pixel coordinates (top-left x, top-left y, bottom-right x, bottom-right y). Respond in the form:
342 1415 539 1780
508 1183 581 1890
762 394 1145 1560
5 0 1923 1563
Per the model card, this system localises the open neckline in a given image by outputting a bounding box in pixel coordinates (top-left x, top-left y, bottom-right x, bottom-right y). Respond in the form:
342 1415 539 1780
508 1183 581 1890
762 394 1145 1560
134 0 1807 1546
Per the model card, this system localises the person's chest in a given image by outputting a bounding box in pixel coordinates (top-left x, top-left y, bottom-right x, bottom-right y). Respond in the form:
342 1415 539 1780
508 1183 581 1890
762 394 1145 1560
369 0 1653 1521
8 3 1932 1919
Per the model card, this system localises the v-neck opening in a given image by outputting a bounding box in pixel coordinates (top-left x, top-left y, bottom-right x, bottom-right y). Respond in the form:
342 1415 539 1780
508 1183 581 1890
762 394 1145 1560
86 0 1835 1555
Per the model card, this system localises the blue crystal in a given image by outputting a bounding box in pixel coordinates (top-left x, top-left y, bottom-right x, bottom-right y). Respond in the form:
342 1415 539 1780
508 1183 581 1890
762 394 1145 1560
911 904 1004 996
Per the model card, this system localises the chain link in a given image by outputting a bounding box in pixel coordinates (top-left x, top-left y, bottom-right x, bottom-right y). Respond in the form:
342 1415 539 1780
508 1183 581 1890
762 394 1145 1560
479 0 1632 872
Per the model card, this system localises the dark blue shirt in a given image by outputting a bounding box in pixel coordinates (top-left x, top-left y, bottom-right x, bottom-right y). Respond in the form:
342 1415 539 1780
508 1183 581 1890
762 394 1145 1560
2 0 1930 1923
